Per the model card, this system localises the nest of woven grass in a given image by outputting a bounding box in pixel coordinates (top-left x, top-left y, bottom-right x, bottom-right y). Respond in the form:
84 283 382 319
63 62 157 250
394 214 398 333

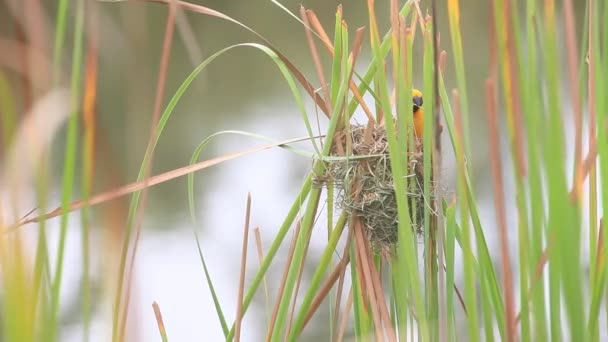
315 124 435 250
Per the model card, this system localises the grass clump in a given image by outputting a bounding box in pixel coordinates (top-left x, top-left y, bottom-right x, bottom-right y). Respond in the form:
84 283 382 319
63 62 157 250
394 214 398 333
315 123 433 250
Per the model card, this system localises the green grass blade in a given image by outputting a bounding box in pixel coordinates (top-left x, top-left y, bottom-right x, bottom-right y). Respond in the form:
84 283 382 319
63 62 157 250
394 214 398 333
48 1 85 339
194 234 229 337
287 212 347 338
269 21 351 341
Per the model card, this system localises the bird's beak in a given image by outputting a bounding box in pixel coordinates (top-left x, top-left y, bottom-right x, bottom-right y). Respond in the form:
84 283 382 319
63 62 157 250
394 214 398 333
413 96 423 108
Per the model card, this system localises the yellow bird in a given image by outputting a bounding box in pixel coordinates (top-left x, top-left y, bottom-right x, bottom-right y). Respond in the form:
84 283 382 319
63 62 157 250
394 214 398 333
412 89 424 139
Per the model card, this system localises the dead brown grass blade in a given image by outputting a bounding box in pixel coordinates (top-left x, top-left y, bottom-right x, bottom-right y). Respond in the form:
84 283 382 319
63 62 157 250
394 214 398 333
354 218 385 342
300 253 350 334
8 0 49 94
485 79 515 342
565 122 602 195
253 227 271 325
500 0 527 178
440 263 468 314
439 50 447 74
299 6 330 114
389 0 400 92
453 278 467 315
595 220 604 274
305 10 334 53
336 288 354 342
118 3 178 340
6 0 49 54
411 0 427 32
10 136 314 230
347 28 375 124
304 9 375 123
363 234 396 342
83 8 99 179
152 301 168 340
235 193 252 342
332 227 354 340
15 23 33 108
0 38 51 92
81 7 100 336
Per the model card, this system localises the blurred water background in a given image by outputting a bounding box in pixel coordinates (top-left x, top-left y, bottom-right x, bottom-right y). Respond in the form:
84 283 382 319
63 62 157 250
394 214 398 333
0 0 589 341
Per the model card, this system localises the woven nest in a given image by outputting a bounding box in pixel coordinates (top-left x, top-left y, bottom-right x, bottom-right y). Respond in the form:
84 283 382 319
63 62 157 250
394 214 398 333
314 124 436 250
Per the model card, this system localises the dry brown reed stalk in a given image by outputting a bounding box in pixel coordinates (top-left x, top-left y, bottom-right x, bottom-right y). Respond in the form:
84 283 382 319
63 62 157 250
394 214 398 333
234 193 252 342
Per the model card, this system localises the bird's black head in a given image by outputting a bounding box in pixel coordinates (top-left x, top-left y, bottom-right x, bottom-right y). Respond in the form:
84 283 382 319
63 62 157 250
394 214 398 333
413 95 423 112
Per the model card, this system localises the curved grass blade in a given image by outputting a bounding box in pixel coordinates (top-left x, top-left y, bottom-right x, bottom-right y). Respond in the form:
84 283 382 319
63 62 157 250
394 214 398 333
111 41 322 340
